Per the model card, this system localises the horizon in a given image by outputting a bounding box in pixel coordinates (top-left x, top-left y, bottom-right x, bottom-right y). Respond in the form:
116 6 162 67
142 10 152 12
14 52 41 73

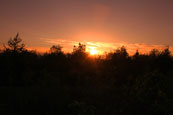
1 34 172 56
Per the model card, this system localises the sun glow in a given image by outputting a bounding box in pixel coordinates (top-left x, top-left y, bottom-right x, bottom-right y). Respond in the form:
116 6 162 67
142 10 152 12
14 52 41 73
89 47 98 55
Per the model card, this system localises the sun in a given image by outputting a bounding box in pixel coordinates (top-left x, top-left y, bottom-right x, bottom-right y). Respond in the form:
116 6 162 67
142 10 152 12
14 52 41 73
89 47 98 55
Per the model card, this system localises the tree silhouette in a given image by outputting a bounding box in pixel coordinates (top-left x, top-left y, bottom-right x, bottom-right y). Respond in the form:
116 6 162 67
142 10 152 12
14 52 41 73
0 34 172 115
4 33 25 52
161 46 171 57
134 49 139 57
149 49 160 57
73 43 86 53
50 45 63 53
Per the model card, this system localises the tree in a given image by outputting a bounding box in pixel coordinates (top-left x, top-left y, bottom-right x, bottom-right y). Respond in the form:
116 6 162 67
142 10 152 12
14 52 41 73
72 43 87 61
50 45 63 53
112 46 128 59
161 46 171 57
133 49 140 59
149 49 160 57
73 43 86 53
5 33 25 52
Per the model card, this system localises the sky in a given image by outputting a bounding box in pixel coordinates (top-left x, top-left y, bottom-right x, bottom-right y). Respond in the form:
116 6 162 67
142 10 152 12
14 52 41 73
0 0 173 54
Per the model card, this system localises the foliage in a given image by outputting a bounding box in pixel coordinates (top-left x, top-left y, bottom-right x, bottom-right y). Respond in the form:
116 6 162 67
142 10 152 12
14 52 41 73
4 33 26 52
50 45 63 53
0 34 173 115
73 43 86 53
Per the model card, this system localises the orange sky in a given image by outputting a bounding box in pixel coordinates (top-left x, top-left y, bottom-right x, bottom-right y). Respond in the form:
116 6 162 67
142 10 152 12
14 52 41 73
27 38 173 55
0 0 173 54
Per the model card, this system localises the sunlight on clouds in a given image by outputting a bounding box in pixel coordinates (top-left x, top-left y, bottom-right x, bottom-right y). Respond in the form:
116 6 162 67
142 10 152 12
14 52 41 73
39 38 173 55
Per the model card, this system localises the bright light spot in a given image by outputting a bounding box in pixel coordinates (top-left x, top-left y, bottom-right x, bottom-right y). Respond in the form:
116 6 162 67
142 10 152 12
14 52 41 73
89 47 98 55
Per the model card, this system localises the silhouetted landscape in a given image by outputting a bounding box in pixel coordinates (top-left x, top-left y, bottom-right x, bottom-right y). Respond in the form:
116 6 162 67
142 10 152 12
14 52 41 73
0 33 172 114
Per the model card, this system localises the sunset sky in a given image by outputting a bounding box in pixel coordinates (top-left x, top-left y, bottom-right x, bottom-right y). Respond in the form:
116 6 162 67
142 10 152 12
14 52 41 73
0 0 173 54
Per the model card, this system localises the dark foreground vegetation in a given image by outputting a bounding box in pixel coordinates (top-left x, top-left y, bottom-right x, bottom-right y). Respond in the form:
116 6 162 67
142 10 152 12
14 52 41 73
0 34 173 115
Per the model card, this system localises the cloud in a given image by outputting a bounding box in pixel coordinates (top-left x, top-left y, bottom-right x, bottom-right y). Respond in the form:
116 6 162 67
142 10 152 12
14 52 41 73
40 38 173 55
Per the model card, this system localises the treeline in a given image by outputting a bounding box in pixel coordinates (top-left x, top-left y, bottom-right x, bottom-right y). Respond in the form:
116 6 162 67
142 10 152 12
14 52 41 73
0 34 173 114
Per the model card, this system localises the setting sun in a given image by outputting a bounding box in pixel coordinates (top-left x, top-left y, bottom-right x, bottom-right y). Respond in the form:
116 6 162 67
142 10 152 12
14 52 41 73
89 47 98 55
